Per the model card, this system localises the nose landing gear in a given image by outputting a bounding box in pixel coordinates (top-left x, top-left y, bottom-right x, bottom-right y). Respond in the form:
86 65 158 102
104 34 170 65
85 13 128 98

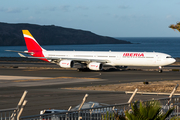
159 66 163 73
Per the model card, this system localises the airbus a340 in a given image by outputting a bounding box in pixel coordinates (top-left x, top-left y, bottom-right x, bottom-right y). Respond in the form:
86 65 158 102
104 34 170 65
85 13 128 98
7 30 176 72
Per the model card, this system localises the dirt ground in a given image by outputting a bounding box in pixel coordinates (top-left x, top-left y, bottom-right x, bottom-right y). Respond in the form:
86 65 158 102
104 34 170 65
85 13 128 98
65 80 180 93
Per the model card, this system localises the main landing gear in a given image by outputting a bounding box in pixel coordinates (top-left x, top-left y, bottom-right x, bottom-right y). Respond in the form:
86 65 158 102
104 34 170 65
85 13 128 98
77 68 91 72
158 66 163 73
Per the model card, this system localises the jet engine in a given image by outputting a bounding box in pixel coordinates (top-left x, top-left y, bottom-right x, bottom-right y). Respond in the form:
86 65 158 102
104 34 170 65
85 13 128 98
59 60 74 68
88 62 103 70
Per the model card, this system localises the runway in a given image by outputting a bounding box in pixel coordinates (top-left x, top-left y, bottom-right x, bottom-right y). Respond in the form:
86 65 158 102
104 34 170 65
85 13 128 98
0 67 180 86
0 63 180 116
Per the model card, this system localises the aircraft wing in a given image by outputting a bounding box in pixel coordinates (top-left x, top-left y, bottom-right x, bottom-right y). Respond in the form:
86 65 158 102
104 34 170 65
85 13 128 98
63 58 110 63
17 53 110 63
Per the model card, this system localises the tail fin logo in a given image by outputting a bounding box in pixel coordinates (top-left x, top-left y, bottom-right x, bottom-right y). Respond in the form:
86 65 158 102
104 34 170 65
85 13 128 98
22 30 44 52
22 30 49 62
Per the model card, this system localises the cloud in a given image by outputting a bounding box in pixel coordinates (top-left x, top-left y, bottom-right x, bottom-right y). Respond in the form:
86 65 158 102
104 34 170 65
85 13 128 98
0 7 28 13
59 5 71 12
81 14 89 18
113 14 147 21
118 5 130 9
166 15 174 20
114 15 130 20
97 6 109 9
42 5 88 13
40 5 71 12
75 6 88 10
43 6 58 11
28 16 34 20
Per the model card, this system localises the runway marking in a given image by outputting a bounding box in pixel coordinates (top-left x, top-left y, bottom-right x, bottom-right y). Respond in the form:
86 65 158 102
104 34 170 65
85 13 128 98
0 75 49 80
23 69 40 71
13 77 100 82
0 75 100 82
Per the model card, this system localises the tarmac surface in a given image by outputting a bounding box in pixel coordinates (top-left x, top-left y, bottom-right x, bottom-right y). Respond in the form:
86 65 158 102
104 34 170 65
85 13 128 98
0 61 180 116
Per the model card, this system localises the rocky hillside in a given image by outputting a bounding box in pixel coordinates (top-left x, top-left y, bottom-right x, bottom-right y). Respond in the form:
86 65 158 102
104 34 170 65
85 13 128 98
0 22 131 46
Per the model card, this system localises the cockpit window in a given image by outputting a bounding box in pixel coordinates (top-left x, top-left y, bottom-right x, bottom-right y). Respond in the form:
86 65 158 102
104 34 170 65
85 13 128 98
166 56 172 58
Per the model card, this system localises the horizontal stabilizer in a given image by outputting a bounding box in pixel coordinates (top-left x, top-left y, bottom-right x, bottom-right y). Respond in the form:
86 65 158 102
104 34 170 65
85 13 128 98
17 54 51 59
18 53 26 57
5 50 34 54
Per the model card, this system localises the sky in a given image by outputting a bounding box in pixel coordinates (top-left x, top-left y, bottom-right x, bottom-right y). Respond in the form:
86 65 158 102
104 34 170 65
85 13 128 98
0 0 180 37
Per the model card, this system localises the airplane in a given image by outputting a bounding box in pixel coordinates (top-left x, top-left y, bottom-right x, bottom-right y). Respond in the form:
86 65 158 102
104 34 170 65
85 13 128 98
6 30 176 73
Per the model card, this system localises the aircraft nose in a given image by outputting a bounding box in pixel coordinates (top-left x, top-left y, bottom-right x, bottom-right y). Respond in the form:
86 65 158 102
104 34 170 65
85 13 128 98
173 58 176 63
171 58 176 64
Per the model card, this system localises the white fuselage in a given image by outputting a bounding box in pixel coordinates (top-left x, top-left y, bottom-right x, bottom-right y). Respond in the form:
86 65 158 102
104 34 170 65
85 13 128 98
42 51 176 67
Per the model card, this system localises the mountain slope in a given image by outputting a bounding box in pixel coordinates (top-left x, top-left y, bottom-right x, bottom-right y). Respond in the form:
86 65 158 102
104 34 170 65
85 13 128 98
0 22 131 46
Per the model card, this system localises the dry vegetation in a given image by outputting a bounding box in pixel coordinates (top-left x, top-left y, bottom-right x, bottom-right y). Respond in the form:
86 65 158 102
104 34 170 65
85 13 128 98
66 80 180 93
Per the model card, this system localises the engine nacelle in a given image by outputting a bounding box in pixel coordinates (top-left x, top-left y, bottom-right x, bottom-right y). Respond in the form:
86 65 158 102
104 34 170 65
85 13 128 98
88 62 103 70
59 60 74 68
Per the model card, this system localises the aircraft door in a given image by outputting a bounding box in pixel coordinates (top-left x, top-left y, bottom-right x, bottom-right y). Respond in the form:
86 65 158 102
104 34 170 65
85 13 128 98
156 55 161 61
155 55 161 65
116 55 120 60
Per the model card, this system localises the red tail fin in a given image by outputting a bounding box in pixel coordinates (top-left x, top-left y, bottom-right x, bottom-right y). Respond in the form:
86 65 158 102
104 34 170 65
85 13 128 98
22 30 44 52
22 30 48 62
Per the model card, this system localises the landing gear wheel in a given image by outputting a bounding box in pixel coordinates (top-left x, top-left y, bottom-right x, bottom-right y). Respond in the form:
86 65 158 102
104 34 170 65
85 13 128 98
158 69 163 73
77 68 90 72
